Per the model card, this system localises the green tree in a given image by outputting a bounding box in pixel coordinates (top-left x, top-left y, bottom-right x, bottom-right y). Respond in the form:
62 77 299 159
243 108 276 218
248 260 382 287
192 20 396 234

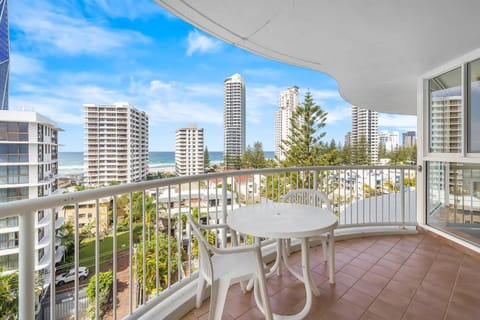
242 141 266 168
279 91 328 167
353 135 370 165
341 143 352 165
86 270 113 319
204 146 210 170
0 270 43 319
134 233 181 302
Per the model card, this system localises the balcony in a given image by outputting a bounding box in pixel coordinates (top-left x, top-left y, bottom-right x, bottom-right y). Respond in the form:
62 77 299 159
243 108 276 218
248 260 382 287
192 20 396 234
1 166 479 320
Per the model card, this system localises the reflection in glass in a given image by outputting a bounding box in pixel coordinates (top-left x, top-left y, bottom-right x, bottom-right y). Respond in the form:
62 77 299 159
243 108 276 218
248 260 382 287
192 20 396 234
427 161 480 246
468 59 480 152
429 68 462 153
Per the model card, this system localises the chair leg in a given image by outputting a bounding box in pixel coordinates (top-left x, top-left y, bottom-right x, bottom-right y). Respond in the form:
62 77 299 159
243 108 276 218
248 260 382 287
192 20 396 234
196 275 206 308
209 279 230 320
321 238 328 262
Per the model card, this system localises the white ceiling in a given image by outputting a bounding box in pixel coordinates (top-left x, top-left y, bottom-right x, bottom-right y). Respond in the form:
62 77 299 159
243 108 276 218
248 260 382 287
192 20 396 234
155 0 480 115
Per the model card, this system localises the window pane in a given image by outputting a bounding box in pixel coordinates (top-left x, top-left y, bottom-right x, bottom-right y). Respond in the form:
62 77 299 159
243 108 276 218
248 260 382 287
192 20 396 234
429 68 462 153
468 59 480 152
427 161 480 246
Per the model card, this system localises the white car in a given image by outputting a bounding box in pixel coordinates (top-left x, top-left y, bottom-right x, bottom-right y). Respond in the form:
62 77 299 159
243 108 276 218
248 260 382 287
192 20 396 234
55 267 89 286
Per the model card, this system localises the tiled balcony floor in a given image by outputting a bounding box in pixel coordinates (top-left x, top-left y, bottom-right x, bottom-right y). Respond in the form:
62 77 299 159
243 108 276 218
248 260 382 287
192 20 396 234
182 233 480 320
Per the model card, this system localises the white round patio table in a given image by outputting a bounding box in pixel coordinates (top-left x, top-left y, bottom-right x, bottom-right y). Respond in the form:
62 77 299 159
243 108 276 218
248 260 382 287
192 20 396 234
228 202 338 320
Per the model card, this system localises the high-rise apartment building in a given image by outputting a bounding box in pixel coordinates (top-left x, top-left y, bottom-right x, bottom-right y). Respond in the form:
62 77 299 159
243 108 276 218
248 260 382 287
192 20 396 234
175 125 204 176
430 95 462 153
275 86 299 161
0 110 62 286
379 130 400 152
223 73 245 169
84 102 149 186
402 131 416 148
351 106 379 163
344 131 351 146
0 0 9 110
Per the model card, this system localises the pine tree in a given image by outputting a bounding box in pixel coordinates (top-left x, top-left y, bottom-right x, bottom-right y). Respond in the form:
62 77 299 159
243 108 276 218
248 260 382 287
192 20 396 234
280 91 328 167
204 146 210 169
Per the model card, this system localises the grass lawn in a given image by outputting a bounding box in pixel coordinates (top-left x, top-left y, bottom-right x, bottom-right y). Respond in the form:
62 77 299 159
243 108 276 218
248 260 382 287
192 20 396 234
77 231 131 269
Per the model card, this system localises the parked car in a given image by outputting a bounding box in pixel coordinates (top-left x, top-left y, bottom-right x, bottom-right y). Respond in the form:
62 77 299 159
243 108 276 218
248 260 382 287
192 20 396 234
55 267 89 286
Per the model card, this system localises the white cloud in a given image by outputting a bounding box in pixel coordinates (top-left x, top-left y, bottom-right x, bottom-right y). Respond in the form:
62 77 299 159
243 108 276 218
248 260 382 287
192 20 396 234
378 114 417 130
10 1 150 55
246 84 281 123
325 105 352 123
10 53 44 75
83 0 169 20
186 30 222 56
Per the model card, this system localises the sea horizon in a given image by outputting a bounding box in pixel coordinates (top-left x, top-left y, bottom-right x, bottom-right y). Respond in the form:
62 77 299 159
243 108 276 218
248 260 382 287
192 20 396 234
58 151 275 176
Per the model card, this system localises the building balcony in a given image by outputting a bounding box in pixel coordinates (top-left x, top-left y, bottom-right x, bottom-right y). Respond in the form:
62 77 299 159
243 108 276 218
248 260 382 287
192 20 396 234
1 166 479 319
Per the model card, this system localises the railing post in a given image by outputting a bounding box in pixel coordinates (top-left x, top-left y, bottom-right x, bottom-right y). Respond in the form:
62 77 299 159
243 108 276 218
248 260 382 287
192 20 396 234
19 212 36 320
313 171 317 190
400 168 406 229
221 176 227 248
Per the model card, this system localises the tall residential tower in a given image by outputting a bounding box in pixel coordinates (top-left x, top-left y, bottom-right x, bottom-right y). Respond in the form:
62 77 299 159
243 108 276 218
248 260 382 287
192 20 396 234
351 106 379 164
175 125 204 176
0 110 63 286
223 73 245 169
0 0 9 110
275 86 299 161
84 102 149 186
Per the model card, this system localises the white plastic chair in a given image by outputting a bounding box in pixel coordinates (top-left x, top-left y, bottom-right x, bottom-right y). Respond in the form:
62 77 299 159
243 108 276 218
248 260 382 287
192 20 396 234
280 188 333 261
187 214 273 320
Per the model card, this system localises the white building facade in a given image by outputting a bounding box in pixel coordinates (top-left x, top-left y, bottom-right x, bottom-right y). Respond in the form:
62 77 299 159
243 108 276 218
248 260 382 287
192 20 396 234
223 73 245 169
0 110 63 285
351 106 379 163
84 102 149 186
379 130 400 152
274 86 299 161
175 125 204 176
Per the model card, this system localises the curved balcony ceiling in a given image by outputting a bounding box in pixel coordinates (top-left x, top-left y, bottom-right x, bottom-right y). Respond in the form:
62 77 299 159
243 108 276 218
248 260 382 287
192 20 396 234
155 0 480 115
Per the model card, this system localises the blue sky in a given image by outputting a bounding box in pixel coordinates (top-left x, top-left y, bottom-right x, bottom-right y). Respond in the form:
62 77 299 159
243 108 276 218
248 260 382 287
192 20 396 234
9 0 416 152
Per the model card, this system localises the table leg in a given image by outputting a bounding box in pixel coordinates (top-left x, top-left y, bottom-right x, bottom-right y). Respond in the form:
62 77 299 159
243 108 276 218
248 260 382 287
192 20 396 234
328 231 336 284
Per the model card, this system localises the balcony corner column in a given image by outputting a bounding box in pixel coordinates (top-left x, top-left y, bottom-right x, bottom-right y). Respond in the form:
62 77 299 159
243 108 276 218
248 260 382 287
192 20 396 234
19 211 36 320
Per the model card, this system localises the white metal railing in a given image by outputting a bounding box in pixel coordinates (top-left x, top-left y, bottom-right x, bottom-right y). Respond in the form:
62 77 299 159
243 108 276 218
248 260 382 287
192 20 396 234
0 165 417 319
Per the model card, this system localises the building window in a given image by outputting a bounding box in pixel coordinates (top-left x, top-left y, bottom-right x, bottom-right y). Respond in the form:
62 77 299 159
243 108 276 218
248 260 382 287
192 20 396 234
0 187 28 202
0 253 18 271
0 143 29 163
0 165 29 184
0 122 28 142
468 59 480 153
427 161 480 246
0 216 18 227
428 67 462 153
0 232 19 249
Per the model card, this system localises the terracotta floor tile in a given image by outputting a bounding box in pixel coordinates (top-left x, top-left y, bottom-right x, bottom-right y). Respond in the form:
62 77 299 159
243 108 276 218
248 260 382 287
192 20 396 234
383 279 418 300
369 264 397 278
342 287 376 309
335 270 359 287
367 299 405 320
445 300 480 320
350 257 375 270
376 288 411 312
321 298 367 320
341 264 368 279
404 299 445 320
352 278 385 298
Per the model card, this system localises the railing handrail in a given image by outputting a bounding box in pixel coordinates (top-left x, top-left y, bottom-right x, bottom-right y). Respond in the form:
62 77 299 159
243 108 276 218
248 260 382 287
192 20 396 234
0 165 415 218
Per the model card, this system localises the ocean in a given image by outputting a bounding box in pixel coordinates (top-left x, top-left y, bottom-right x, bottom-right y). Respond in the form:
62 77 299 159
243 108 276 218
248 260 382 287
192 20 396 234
58 151 274 176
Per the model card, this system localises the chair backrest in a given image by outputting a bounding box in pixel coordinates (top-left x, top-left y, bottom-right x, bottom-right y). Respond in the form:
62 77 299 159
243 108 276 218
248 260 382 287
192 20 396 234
281 188 333 211
186 214 214 281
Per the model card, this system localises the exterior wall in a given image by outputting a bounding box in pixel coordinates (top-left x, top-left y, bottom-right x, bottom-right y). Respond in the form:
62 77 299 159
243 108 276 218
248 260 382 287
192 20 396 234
175 125 204 176
275 86 299 161
0 110 61 283
84 102 149 186
62 199 110 235
223 74 245 169
403 131 416 147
